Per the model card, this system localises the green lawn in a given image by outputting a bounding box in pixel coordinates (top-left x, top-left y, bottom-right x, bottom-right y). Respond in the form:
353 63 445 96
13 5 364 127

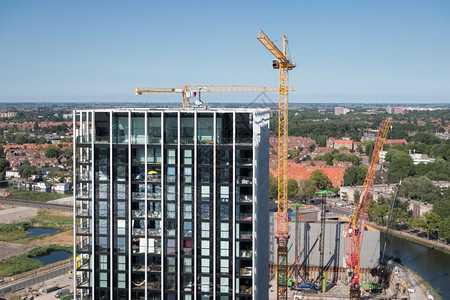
0 245 72 277
0 210 73 243
5 189 72 202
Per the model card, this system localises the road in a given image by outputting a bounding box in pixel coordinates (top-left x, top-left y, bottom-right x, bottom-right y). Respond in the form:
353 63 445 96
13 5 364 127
393 263 428 300
0 198 72 211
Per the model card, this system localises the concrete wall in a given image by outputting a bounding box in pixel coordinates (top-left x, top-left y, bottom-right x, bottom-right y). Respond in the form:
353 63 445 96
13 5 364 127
269 213 380 269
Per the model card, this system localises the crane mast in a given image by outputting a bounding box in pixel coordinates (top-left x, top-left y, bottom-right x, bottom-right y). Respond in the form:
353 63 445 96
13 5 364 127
345 118 392 299
257 29 296 300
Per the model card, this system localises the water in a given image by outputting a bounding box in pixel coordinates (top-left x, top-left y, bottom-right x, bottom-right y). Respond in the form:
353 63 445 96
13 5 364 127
32 250 71 265
26 227 60 236
381 232 450 299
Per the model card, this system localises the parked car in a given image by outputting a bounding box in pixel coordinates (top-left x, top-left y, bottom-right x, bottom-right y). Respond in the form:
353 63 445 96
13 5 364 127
55 288 70 298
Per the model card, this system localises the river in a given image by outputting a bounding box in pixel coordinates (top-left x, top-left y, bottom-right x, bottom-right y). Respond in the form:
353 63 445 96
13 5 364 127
380 232 450 299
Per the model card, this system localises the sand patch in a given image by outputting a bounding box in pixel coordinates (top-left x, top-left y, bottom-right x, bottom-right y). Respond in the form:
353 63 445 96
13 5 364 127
0 207 38 224
0 241 35 260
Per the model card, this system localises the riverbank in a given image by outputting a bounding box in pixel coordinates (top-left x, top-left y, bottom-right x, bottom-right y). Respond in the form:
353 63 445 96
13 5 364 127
368 222 450 255
403 265 442 300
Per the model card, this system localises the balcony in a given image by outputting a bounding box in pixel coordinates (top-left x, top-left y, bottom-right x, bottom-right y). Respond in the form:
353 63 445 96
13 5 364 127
78 259 91 271
78 173 91 181
239 267 252 277
76 242 92 253
77 209 91 217
76 192 91 199
148 211 161 219
237 158 252 165
148 281 161 290
239 195 252 203
132 228 145 236
239 213 252 222
77 226 91 235
132 192 145 200
240 250 252 258
148 229 161 236
132 210 145 218
149 264 161 272
148 193 161 200
239 231 252 240
147 174 161 182
237 176 252 185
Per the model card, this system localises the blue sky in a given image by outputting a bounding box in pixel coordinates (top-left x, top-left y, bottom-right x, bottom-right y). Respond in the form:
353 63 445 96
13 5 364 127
1 0 449 103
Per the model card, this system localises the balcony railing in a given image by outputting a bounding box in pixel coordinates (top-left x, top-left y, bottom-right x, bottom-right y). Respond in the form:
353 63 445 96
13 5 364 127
237 176 252 185
76 192 91 199
78 173 91 181
239 267 252 277
148 211 161 218
148 229 161 236
76 242 92 253
237 158 252 165
239 195 252 203
132 210 145 218
77 226 91 235
238 213 252 221
77 209 91 217
240 250 252 258
239 231 252 239
132 228 145 236
148 193 161 200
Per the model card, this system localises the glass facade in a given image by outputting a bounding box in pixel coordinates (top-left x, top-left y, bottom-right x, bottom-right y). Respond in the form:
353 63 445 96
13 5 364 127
74 109 268 300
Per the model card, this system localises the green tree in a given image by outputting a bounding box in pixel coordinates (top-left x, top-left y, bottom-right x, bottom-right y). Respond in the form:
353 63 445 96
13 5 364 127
423 211 442 238
287 178 299 198
356 143 364 154
269 173 278 199
440 217 450 242
45 145 62 158
364 141 375 158
0 158 10 172
298 179 316 201
399 176 441 203
343 165 368 186
20 166 38 179
386 149 415 182
310 170 332 189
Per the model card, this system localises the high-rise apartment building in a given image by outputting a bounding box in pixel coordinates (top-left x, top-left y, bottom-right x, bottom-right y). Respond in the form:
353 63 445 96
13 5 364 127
73 108 269 300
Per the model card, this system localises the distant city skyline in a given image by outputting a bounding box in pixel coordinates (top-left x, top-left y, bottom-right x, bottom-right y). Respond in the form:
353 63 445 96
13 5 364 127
1 0 449 103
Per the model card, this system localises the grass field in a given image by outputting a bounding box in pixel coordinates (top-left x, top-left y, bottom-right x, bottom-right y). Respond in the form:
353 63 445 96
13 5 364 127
0 245 72 277
0 210 73 243
5 189 72 202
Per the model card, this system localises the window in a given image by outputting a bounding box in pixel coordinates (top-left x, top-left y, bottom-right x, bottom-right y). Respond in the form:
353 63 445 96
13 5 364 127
220 278 229 293
220 223 229 239
99 236 108 251
200 276 210 292
167 185 176 201
183 149 192 164
117 237 125 252
197 115 213 144
183 240 193 254
99 272 108 287
99 255 108 270
201 222 210 239
200 166 210 183
201 204 210 219
116 184 126 200
117 273 126 289
167 203 175 219
99 166 108 181
183 167 192 183
183 221 192 237
220 241 229 256
115 165 126 181
201 240 210 256
183 204 192 219
201 185 210 201
167 239 176 255
220 259 229 274
113 116 129 144
148 115 161 144
201 258 210 273
167 256 176 272
220 186 229 202
183 257 192 273
167 149 176 164
117 219 126 235
167 167 176 183
148 148 161 163
99 219 107 234
117 202 126 218
117 255 126 271
132 116 145 144
99 184 108 199
219 168 229 183
98 201 107 217
220 204 229 220
183 186 192 201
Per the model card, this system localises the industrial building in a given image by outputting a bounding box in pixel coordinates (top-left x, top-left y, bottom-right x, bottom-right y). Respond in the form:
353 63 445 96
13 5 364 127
73 108 270 300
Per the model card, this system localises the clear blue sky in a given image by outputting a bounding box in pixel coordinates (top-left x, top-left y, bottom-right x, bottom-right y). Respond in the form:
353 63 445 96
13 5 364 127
1 0 449 103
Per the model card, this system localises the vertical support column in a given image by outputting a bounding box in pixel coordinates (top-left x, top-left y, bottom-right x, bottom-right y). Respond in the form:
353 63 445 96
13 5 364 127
213 112 217 299
109 111 114 300
193 111 198 300
128 112 133 300
177 111 181 299
160 112 165 300
144 111 148 300
91 111 96 299
232 111 236 300
72 110 77 297
252 112 256 299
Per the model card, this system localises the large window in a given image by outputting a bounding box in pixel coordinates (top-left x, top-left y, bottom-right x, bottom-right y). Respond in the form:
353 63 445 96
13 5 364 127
131 116 145 144
167 239 176 255
113 115 129 144
117 273 126 288
183 186 192 201
117 202 126 218
98 201 108 217
99 272 108 287
98 184 108 199
165 115 178 144
99 219 107 234
167 257 176 272
201 258 210 273
167 167 176 183
201 222 210 239
167 203 175 219
148 115 161 144
117 219 126 235
183 204 192 219
201 240 210 256
197 115 213 144
181 115 194 144
117 255 126 271
201 186 210 201
99 255 108 270
148 148 161 163
183 257 192 273
183 149 192 164
167 185 176 201
167 149 176 164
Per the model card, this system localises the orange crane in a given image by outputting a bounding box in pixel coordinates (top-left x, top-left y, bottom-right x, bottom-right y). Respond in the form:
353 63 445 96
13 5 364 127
135 85 291 108
257 29 296 300
345 117 392 300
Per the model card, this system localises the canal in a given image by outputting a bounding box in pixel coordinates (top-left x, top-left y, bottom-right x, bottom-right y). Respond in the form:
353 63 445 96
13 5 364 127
381 232 450 299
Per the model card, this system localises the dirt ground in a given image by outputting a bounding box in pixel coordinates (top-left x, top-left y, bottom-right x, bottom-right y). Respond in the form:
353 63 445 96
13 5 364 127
0 241 36 260
29 230 74 247
0 207 38 224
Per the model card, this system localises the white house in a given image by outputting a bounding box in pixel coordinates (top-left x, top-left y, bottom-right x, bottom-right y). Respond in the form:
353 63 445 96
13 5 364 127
5 170 20 178
52 182 70 193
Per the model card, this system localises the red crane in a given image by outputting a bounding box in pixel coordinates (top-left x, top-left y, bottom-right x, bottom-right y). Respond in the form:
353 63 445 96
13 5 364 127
345 118 392 299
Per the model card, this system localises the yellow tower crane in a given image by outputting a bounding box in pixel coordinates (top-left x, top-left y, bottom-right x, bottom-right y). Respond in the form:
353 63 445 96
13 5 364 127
257 29 296 300
135 85 292 108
